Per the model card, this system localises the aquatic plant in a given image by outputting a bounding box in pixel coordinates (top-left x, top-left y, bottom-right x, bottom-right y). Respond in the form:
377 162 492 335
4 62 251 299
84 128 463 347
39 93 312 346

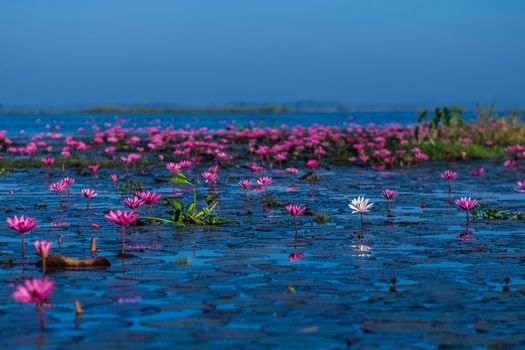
381 189 398 210
306 159 319 170
441 170 457 199
122 196 145 210
239 179 252 197
349 197 373 227
119 178 144 194
137 191 161 219
49 180 67 207
41 157 55 174
455 196 478 227
166 162 181 174
161 173 225 227
7 215 37 256
414 106 464 144
88 164 99 175
470 167 485 176
256 176 272 196
34 240 52 275
80 188 97 209
62 177 75 196
285 204 306 238
286 167 298 176
13 278 54 331
471 202 523 220
315 212 329 224
517 181 525 192
201 171 218 184
105 210 139 255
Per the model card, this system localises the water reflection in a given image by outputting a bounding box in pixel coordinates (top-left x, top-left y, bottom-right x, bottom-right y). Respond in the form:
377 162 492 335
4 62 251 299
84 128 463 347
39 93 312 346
351 238 372 258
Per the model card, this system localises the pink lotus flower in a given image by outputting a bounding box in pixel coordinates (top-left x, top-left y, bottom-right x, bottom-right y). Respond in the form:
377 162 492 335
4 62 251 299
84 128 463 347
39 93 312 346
105 210 139 227
470 167 485 176
34 240 52 259
286 167 298 176
455 197 477 211
105 210 140 255
285 204 306 218
382 189 398 210
34 240 52 274
207 164 219 174
166 162 181 174
137 191 161 219
256 176 272 194
414 152 429 161
179 160 193 169
13 278 54 330
504 159 516 169
201 171 218 184
441 170 458 180
441 170 457 199
285 204 306 238
80 188 97 209
247 163 264 173
306 159 319 169
239 179 251 197
137 191 161 205
62 177 75 194
88 164 99 174
49 180 67 193
13 278 54 305
7 215 37 256
81 188 97 199
122 196 145 210
517 181 525 192
239 179 251 190
111 173 118 183
288 252 304 262
7 215 37 234
41 157 55 167
455 196 478 227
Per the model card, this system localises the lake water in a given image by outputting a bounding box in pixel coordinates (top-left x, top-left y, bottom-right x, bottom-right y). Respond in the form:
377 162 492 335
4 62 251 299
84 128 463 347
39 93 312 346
0 111 479 136
1 113 524 349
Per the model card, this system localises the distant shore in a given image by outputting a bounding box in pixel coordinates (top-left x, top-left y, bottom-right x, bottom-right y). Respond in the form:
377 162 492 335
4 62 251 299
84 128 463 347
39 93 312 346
0 104 521 116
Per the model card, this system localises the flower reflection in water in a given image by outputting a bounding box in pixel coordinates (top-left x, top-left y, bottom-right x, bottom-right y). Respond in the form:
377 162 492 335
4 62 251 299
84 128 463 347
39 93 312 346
351 243 372 258
288 252 304 262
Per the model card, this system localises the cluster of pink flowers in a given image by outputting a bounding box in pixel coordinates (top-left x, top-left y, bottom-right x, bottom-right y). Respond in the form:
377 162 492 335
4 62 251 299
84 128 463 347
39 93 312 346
0 119 450 170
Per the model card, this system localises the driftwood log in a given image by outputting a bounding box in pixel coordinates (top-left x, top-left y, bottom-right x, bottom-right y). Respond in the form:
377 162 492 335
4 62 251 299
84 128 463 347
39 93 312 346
36 254 110 269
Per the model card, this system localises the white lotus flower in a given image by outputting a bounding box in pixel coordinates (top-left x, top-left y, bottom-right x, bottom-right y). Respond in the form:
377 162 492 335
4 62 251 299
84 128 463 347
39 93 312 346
348 196 374 214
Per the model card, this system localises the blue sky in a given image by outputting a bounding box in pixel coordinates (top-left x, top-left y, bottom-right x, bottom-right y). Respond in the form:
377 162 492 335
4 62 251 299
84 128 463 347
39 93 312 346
0 0 524 108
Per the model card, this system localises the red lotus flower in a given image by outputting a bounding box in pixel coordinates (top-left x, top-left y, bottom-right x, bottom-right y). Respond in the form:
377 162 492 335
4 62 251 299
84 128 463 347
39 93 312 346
105 210 139 255
13 278 54 304
7 215 37 234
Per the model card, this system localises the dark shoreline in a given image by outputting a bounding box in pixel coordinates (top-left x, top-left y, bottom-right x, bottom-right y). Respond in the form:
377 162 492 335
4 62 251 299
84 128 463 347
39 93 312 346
1 105 512 115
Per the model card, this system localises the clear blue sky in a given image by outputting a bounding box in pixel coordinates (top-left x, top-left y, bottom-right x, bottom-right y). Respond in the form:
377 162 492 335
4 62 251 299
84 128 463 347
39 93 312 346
1 0 524 108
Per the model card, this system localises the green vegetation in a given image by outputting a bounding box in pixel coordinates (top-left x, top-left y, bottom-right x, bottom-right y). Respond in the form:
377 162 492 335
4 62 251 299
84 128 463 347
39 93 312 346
315 212 329 224
119 179 144 194
419 143 505 161
150 173 229 227
472 202 524 220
